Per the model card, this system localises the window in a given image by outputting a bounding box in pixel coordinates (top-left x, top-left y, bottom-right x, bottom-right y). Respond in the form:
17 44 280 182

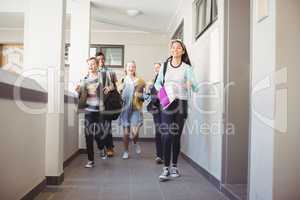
194 0 218 40
172 21 184 41
0 44 23 74
65 44 125 68
90 44 124 68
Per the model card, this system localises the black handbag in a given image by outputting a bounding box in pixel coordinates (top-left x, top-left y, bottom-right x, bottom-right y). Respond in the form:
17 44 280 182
146 74 162 114
102 71 123 120
146 85 160 114
103 89 122 120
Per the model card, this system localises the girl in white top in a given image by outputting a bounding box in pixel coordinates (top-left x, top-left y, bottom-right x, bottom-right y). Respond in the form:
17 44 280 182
154 39 199 181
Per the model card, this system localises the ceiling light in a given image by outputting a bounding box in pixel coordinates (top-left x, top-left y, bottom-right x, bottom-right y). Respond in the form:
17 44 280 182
126 9 141 17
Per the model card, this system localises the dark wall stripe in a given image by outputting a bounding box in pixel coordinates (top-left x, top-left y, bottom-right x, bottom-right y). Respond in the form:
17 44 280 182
0 82 47 103
0 82 78 104
64 95 78 104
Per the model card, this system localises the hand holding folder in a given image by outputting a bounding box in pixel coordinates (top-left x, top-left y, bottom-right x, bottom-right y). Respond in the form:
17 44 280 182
157 84 176 110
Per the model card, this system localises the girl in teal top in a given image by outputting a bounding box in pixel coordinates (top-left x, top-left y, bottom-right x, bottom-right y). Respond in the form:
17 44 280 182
155 39 199 182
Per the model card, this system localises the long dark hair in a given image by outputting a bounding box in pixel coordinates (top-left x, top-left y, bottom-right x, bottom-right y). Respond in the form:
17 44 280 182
167 39 191 65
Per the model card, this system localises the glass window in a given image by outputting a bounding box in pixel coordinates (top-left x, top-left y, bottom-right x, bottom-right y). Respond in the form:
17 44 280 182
194 0 218 40
101 47 123 66
0 44 24 74
90 44 124 68
65 44 125 68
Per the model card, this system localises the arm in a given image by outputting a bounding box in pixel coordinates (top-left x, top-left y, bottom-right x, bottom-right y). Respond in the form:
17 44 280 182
75 84 80 93
185 67 199 92
75 78 87 95
154 65 164 91
116 77 125 94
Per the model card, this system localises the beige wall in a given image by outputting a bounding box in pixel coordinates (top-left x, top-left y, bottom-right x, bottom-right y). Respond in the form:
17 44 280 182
274 0 300 199
0 99 46 200
0 29 24 44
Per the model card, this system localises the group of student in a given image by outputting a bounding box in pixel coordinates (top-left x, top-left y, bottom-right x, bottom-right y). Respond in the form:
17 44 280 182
75 39 198 182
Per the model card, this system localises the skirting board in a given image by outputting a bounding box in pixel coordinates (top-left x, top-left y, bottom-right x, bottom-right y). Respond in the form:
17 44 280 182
180 152 241 200
180 152 221 189
220 186 241 200
113 137 155 142
46 173 64 185
20 179 46 200
63 149 81 169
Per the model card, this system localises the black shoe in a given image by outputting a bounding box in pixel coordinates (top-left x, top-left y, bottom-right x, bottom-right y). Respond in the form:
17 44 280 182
155 157 164 164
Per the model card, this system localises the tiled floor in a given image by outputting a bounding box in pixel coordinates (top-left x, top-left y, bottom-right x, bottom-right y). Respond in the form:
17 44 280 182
35 142 228 200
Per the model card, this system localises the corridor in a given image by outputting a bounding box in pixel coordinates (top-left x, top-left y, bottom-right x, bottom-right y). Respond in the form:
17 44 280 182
1 0 300 200
35 142 228 200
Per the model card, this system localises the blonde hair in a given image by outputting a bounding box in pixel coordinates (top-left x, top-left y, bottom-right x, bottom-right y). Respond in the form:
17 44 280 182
124 61 137 76
86 57 99 65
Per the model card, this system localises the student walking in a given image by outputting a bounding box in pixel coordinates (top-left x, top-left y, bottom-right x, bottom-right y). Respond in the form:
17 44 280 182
95 52 117 158
118 61 146 159
146 63 164 164
154 39 199 181
76 57 116 168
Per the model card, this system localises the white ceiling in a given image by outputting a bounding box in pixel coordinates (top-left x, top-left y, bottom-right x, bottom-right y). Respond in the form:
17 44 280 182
0 0 182 34
90 0 182 33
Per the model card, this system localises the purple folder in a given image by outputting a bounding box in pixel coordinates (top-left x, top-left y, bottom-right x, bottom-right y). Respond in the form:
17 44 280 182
158 86 171 109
